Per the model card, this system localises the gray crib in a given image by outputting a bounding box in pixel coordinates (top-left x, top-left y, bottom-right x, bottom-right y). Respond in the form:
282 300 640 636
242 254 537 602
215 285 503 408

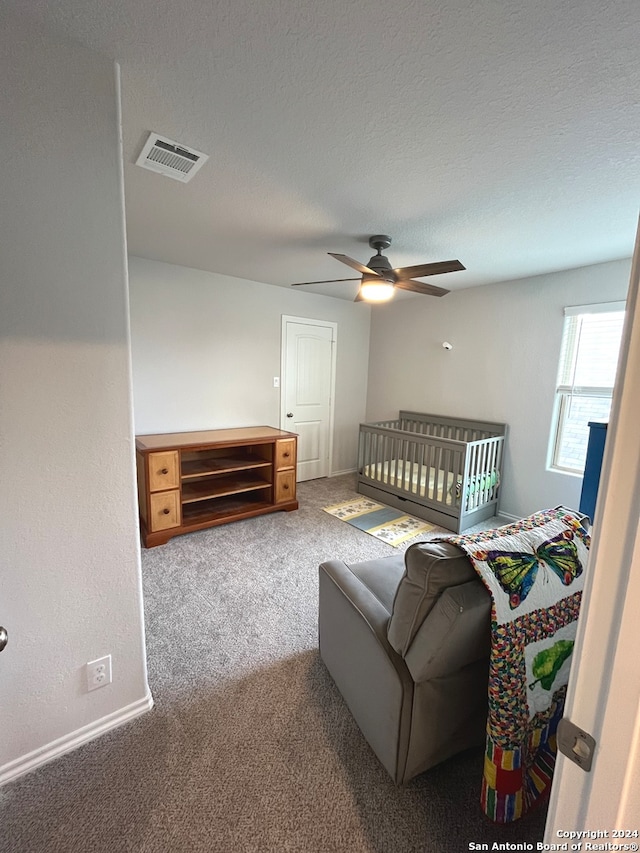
357 411 507 533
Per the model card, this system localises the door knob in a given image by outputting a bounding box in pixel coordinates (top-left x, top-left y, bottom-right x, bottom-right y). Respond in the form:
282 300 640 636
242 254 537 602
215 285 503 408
0 626 7 652
286 412 293 418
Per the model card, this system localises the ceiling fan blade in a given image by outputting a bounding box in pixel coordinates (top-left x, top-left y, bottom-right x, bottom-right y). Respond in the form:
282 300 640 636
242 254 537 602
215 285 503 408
328 253 379 276
392 259 465 279
290 277 361 287
394 279 450 297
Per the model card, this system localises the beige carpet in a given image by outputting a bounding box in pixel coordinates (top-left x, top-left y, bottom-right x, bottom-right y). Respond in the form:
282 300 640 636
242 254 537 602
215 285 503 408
1 474 546 852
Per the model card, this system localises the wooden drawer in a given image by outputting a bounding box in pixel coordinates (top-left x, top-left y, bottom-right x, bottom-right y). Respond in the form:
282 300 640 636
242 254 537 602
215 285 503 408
149 490 181 532
148 451 180 492
275 439 296 470
275 470 296 503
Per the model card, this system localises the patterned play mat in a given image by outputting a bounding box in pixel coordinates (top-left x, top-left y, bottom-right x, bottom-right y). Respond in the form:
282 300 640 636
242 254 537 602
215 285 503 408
323 497 435 547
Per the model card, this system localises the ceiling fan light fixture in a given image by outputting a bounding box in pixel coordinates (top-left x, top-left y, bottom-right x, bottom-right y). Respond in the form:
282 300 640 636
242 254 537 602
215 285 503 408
359 279 395 302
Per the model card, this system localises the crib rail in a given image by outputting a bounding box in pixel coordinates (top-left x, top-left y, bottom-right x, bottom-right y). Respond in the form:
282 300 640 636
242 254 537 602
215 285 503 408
398 410 506 442
365 412 505 443
462 435 505 511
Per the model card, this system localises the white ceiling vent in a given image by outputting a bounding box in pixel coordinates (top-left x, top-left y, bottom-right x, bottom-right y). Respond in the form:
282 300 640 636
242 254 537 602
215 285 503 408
135 133 209 183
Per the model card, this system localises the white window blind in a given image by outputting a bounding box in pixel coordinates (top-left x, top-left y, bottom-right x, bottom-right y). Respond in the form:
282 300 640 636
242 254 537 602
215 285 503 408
551 302 625 473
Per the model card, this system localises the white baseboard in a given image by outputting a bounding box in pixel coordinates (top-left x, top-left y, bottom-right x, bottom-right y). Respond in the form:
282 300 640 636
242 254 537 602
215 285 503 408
497 510 521 522
329 467 357 477
0 690 154 787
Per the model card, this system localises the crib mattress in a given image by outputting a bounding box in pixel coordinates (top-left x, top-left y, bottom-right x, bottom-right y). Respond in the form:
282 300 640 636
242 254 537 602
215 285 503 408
363 459 499 510
363 460 457 505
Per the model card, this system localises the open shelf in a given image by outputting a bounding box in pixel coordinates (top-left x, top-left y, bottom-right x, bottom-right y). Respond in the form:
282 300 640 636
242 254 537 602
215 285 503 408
181 456 272 480
181 473 271 504
181 495 273 526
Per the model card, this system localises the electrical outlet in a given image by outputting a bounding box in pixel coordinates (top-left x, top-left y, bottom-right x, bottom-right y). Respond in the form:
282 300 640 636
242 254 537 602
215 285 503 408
86 655 112 692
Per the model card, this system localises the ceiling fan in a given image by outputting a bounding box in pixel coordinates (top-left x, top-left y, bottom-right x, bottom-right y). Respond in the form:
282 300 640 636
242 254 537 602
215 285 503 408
291 235 465 302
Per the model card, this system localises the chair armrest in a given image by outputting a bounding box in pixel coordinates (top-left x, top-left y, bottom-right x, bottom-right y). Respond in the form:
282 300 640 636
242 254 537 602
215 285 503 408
318 559 396 655
318 559 414 783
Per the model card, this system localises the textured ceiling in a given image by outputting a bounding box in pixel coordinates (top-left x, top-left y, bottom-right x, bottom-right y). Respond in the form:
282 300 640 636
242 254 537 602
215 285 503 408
10 0 640 299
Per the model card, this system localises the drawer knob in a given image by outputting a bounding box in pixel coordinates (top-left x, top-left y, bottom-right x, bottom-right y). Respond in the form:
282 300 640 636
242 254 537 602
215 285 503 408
283 452 290 458
283 483 289 490
161 468 169 475
163 508 170 515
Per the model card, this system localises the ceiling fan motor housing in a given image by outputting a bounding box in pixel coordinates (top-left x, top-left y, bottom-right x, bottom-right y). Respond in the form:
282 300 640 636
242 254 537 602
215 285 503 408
367 253 394 281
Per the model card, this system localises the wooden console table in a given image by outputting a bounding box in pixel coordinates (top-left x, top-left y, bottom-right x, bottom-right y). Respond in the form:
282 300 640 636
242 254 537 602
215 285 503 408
136 426 298 547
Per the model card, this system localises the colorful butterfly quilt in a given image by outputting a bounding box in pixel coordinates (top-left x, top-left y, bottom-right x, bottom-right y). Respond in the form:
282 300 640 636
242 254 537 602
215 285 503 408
446 508 590 824
481 528 583 610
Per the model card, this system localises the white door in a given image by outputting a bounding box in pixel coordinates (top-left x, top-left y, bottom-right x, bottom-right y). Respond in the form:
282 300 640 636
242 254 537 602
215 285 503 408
281 317 336 481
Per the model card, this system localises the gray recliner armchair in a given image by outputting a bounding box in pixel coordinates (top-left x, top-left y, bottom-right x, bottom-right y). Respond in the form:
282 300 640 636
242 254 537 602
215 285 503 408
318 540 491 785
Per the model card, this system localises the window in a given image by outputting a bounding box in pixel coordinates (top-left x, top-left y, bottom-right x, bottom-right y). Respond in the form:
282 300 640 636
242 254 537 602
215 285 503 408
550 301 625 474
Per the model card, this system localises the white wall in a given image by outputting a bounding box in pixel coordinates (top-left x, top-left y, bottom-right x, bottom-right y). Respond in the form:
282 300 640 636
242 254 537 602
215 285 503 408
128 257 371 474
366 259 631 518
0 16 150 782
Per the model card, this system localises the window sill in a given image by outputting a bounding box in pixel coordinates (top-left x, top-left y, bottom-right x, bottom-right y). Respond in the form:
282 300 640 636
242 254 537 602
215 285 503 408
547 466 584 479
